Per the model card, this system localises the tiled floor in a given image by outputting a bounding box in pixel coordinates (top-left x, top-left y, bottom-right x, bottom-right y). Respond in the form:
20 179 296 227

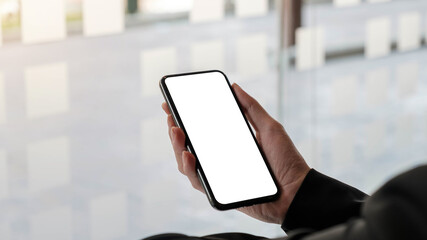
0 2 427 239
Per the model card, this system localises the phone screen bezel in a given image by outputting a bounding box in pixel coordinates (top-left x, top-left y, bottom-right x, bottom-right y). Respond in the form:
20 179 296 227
159 70 280 210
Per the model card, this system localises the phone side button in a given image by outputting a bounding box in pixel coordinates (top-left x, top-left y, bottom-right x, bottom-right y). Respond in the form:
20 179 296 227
197 169 213 205
172 115 179 127
187 145 193 154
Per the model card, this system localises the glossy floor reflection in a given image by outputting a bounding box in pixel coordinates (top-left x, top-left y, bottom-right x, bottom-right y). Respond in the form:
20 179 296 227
0 14 282 240
0 5 427 240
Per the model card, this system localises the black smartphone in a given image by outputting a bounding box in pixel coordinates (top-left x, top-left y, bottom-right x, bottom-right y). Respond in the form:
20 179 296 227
159 70 280 210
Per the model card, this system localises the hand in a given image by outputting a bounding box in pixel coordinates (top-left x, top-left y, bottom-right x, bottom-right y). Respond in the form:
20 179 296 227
161 83 310 224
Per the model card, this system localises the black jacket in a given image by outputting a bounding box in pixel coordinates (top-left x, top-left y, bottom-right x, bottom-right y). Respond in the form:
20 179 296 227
283 166 427 240
144 165 427 240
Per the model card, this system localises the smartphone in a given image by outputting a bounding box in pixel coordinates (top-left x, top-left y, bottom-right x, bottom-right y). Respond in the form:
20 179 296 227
159 70 280 210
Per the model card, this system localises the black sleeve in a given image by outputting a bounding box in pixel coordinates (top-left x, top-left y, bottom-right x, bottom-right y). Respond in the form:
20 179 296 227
282 169 368 232
285 165 427 240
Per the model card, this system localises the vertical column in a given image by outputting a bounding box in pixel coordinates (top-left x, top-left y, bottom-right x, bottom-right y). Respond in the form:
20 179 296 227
83 0 125 37
21 0 66 44
365 17 391 59
398 12 421 52
127 0 138 14
190 0 224 23
296 27 325 71
333 0 360 7
279 0 302 47
235 0 268 18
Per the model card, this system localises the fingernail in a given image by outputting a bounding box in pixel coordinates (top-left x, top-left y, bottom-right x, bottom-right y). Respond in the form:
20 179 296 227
171 127 176 140
234 83 242 91
182 152 187 173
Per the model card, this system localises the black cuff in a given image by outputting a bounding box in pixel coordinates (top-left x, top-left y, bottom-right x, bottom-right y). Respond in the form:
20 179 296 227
281 169 367 232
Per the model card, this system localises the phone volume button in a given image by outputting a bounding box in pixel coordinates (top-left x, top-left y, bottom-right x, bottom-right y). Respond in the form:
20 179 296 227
173 117 178 126
187 145 192 153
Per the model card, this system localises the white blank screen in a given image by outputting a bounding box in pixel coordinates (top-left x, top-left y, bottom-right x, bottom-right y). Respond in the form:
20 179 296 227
165 72 277 205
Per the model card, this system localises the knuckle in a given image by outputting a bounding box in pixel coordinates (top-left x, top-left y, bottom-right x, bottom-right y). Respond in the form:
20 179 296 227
190 179 197 189
267 120 284 132
246 101 256 115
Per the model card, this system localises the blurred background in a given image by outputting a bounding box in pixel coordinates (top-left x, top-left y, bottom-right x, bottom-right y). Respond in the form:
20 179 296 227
0 0 427 239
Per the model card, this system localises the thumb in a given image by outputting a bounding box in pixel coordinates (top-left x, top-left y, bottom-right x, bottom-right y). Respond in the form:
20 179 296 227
232 83 275 132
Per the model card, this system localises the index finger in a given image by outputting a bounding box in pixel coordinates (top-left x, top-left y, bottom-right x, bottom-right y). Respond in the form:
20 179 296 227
232 83 275 132
162 102 171 114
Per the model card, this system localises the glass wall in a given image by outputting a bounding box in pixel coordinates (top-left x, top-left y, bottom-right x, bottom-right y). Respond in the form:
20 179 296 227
281 0 427 195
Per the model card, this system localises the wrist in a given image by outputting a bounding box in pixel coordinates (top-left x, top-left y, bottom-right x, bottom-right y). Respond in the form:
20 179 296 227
276 165 311 224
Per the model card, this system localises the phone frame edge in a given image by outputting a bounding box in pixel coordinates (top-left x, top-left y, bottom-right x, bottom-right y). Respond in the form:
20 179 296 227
159 70 281 211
